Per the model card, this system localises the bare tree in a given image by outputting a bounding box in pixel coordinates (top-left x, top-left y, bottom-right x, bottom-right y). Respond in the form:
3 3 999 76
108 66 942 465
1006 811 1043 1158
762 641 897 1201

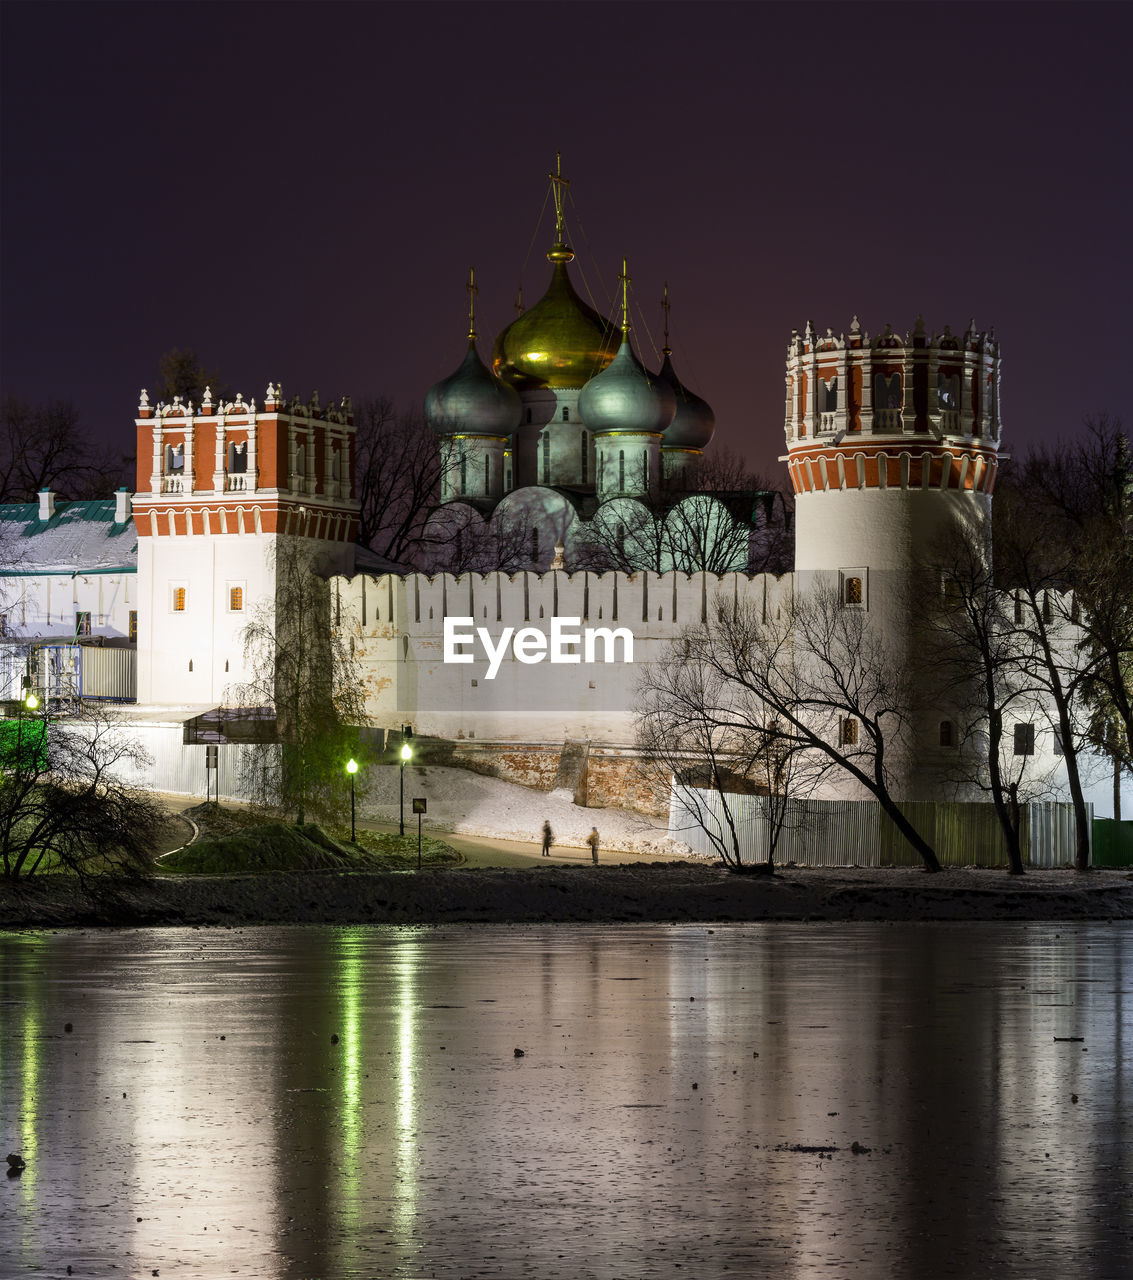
637 633 819 870
353 397 458 567
0 397 127 501
641 582 942 871
153 348 227 407
1018 418 1132 805
574 449 792 575
926 531 1056 874
233 539 369 824
991 479 1097 870
0 704 164 880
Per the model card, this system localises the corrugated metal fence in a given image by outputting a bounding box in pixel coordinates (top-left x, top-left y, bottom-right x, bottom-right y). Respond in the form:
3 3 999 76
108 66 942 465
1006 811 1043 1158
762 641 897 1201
106 723 272 803
669 787 1090 868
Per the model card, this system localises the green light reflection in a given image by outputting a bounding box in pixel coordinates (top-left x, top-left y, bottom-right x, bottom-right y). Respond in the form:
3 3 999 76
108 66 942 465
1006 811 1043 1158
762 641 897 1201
393 939 420 1249
338 930 364 1233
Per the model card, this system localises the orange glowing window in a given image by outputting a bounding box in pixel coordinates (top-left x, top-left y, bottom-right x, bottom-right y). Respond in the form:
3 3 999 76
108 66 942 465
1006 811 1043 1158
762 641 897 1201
230 586 244 612
172 587 187 612
844 576 863 605
129 610 138 641
839 717 859 747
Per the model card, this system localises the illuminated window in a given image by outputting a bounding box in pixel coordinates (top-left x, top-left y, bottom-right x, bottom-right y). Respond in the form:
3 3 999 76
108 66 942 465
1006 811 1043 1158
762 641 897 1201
129 610 137 642
1013 723 1035 756
229 586 244 612
840 718 859 746
844 576 863 606
939 720 954 747
75 610 92 637
172 586 187 613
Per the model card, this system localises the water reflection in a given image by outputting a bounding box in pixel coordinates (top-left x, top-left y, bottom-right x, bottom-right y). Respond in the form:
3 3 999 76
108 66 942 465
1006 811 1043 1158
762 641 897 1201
0 923 1130 1278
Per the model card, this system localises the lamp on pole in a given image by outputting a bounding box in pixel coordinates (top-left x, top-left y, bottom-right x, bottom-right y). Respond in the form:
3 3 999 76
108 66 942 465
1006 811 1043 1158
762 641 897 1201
346 757 359 843
399 741 413 837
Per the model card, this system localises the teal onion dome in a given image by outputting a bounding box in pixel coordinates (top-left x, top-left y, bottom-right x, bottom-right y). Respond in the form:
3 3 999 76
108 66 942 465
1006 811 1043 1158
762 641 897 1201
425 340 522 437
578 336 676 435
657 352 715 449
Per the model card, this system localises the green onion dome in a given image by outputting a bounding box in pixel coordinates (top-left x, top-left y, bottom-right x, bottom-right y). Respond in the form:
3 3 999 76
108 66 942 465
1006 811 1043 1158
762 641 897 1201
425 339 522 437
657 352 715 449
578 336 677 435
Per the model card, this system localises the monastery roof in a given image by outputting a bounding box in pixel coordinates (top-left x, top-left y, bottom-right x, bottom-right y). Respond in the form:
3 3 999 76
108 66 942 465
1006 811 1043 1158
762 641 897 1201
0 499 137 575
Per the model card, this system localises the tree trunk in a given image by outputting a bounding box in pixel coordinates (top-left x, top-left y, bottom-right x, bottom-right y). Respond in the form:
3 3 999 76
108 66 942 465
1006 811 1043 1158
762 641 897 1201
1114 756 1122 822
877 794 941 872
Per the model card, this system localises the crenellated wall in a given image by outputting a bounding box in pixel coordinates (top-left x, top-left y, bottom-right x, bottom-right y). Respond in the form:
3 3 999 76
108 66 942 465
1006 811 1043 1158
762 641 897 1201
333 568 794 745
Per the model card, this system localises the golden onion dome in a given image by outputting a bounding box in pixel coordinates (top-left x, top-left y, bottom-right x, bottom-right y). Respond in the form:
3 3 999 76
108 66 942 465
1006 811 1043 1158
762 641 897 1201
492 245 619 390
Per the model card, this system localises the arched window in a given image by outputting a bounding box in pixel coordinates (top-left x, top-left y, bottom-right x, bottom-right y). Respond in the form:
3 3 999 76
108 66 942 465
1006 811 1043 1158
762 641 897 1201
227 441 247 474
844 576 863 605
642 449 649 491
530 527 539 563
580 431 588 483
939 720 954 747
483 454 490 496
618 450 625 493
541 433 550 484
839 717 858 746
460 453 467 495
562 406 570 422
875 373 902 409
165 443 184 474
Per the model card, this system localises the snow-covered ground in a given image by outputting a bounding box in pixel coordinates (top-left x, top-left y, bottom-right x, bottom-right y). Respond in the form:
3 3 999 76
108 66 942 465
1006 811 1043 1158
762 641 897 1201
357 763 694 857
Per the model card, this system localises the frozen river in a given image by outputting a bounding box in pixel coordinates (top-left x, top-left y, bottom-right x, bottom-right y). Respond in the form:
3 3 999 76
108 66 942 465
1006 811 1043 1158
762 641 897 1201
2 922 1130 1279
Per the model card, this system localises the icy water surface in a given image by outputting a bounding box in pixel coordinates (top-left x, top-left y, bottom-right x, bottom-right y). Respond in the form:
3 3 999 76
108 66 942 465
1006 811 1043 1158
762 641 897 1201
1 923 1131 1279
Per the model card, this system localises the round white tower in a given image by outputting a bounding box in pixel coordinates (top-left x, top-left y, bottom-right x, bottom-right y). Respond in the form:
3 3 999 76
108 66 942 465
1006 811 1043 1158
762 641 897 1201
783 316 1002 798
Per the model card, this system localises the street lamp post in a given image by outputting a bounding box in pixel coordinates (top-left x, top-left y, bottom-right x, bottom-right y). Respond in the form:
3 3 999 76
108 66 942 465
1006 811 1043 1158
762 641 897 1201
346 757 358 843
399 741 413 837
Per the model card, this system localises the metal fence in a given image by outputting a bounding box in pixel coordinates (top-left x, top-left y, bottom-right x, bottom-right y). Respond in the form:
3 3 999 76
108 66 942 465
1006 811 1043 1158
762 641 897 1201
669 787 1091 868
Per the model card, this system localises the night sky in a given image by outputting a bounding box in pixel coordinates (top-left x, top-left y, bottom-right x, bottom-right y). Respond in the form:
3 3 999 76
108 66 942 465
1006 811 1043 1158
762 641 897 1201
2 0 1129 483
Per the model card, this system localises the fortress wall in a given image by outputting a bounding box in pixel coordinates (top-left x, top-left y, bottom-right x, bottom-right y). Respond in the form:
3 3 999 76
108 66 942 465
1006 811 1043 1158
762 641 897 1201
333 569 793 747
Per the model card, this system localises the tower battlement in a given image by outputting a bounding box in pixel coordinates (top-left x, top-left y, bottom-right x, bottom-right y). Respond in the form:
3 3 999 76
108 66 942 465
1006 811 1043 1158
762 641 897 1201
133 382 357 542
783 316 1001 469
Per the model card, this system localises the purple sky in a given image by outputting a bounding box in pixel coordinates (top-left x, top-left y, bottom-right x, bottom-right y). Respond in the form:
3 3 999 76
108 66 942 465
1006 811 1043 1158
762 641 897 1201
2 1 1129 483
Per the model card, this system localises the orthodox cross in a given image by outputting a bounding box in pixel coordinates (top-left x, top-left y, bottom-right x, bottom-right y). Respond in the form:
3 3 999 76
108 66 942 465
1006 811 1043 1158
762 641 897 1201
467 267 478 341
548 152 570 244
661 281 672 356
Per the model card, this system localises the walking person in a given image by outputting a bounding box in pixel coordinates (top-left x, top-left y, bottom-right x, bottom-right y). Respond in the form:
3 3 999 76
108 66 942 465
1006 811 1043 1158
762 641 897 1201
587 826 599 865
541 820 553 857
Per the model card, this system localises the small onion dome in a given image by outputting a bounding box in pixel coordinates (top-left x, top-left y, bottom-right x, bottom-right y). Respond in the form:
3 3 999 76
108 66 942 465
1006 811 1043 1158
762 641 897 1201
657 352 715 449
492 246 619 391
425 340 521 437
578 336 676 435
